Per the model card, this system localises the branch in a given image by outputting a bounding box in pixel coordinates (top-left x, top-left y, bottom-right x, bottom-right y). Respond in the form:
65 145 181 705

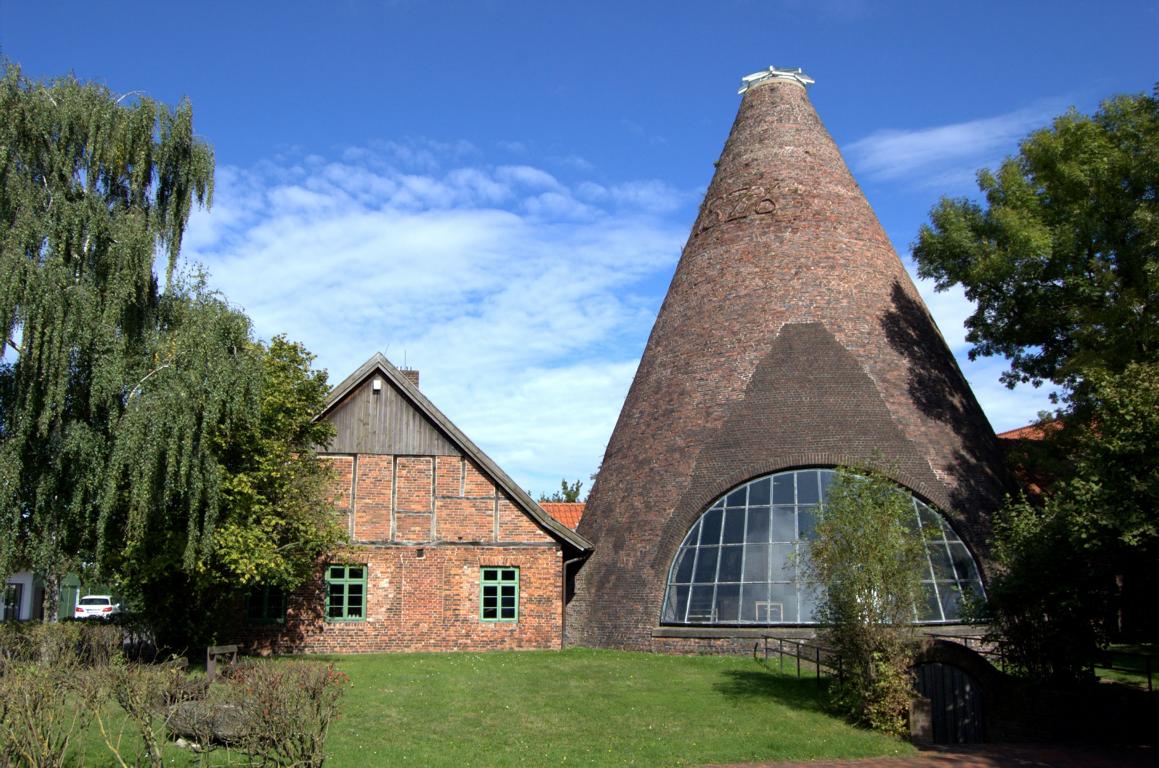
114 90 146 105
127 363 171 400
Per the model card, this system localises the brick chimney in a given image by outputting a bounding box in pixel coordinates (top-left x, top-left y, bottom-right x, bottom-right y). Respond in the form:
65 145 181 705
400 368 419 389
568 69 1008 649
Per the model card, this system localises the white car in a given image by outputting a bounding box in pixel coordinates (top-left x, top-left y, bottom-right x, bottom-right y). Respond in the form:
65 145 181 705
74 595 120 620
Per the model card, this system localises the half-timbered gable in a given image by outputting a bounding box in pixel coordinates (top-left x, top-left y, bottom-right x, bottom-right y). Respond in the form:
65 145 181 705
248 353 590 653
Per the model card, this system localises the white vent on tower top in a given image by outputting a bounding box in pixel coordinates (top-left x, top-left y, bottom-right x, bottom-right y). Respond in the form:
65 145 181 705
739 67 815 94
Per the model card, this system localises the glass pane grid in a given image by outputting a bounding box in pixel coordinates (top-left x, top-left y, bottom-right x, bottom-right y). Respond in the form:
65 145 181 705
660 469 987 627
480 567 519 622
325 564 367 622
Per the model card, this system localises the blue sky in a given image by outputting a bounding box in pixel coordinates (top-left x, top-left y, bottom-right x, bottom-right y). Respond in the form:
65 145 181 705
3 1 1156 497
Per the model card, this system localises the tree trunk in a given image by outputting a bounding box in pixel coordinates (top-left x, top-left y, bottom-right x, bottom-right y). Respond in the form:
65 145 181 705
40 569 60 622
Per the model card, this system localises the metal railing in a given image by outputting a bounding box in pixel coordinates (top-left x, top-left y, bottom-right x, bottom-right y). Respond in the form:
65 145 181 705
756 636 842 688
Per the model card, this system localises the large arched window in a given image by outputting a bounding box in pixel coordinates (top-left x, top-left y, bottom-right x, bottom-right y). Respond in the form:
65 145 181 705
660 468 984 625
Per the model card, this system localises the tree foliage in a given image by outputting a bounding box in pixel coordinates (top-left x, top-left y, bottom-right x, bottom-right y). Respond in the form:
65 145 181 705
1056 362 1159 552
983 496 1108 683
540 478 584 503
912 90 1158 394
804 469 924 737
98 277 259 577
0 63 215 602
985 362 1159 678
913 89 1159 671
92 306 342 647
211 336 344 591
0 64 343 645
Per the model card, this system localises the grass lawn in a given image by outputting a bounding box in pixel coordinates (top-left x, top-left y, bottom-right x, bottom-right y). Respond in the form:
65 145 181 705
71 648 914 767
1095 644 1156 691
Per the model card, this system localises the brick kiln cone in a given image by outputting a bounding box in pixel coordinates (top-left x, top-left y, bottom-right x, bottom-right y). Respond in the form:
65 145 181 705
568 72 1010 650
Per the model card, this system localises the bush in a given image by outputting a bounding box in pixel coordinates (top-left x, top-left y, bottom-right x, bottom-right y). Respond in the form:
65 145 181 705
0 664 85 768
0 621 121 667
102 657 348 767
0 625 102 768
1 623 347 767
804 469 924 738
983 496 1108 684
225 660 348 767
100 659 211 768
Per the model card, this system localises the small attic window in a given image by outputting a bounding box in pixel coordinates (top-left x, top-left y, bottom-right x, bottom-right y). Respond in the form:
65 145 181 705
371 377 383 394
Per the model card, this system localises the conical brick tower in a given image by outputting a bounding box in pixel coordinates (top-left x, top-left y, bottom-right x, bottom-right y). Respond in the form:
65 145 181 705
568 69 1009 650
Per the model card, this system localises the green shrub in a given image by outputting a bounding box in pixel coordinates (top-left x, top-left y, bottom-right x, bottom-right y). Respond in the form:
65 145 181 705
803 468 924 738
0 621 121 667
77 622 123 667
226 660 348 767
108 661 188 767
0 621 121 768
0 658 93 767
1 623 346 767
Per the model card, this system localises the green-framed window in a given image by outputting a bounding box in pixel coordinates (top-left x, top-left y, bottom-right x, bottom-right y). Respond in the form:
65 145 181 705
246 585 287 623
480 567 519 622
326 564 366 621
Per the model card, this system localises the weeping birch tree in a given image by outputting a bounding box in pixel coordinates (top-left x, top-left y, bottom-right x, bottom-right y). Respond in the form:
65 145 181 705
0 63 238 615
1 65 343 640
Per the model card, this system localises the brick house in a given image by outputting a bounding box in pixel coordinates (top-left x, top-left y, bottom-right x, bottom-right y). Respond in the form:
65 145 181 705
247 353 591 653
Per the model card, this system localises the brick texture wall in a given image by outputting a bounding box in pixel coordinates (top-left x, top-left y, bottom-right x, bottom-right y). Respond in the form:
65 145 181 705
246 453 564 653
569 77 1010 650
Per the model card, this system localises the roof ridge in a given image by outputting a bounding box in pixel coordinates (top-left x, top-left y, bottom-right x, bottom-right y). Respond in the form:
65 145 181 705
321 354 591 553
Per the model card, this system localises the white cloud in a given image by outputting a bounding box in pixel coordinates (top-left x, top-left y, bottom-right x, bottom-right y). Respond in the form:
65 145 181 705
553 154 594 172
576 180 690 214
448 361 640 491
964 360 1059 434
606 180 688 214
185 133 1054 495
522 190 597 220
496 165 561 190
184 141 684 496
910 273 973 356
445 168 510 204
845 101 1064 188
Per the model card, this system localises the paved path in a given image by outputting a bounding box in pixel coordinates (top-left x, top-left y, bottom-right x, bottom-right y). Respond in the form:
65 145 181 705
707 743 1157 768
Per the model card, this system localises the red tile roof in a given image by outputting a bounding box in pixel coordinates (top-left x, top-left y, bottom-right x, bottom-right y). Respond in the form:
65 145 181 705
996 420 1060 441
539 502 585 530
996 420 1063 498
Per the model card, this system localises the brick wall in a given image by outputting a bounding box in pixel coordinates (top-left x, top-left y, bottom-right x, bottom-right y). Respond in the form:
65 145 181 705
246 545 563 653
570 77 1009 650
248 452 564 653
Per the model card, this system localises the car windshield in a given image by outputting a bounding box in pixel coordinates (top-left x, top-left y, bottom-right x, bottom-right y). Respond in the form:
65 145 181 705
79 597 110 606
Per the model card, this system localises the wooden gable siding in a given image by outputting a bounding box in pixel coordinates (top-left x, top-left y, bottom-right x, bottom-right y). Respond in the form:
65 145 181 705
324 376 460 456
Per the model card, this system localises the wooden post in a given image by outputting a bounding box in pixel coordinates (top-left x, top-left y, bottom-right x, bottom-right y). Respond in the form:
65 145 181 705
206 644 238 679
